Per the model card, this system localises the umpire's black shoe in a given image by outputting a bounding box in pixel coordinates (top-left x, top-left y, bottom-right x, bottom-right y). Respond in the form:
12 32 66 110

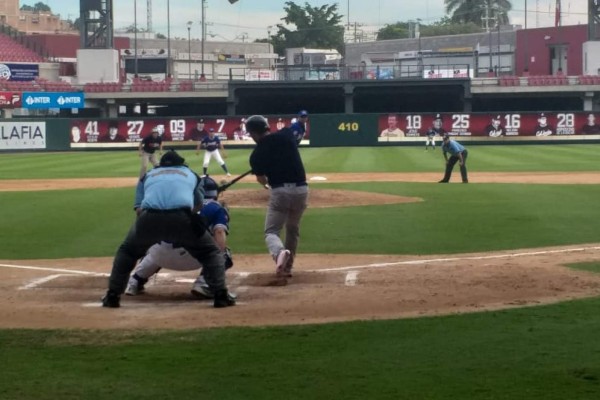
102 290 121 308
438 180 449 183
213 289 236 308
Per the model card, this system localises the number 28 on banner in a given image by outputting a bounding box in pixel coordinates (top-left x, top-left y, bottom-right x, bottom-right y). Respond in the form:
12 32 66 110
338 121 360 132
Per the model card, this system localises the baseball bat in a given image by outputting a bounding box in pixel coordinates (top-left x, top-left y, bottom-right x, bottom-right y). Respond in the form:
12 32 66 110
217 169 253 193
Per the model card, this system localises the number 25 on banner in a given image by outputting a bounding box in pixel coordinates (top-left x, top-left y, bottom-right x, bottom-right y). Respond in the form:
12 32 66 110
338 121 360 133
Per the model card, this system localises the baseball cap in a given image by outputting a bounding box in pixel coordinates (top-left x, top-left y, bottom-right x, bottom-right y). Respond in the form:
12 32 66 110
299 110 308 117
434 113 442 120
209 128 215 132
198 119 204 123
492 115 501 120
151 127 159 133
539 112 546 118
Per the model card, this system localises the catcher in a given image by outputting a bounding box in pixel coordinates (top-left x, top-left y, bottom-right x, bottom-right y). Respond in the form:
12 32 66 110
125 176 233 299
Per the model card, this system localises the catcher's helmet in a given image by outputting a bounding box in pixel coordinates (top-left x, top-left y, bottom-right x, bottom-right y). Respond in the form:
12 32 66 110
202 175 219 199
244 115 269 135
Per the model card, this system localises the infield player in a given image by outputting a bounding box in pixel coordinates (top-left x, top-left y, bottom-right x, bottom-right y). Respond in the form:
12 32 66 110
246 115 308 284
138 127 163 178
125 176 233 299
439 134 469 183
196 128 231 176
425 114 446 150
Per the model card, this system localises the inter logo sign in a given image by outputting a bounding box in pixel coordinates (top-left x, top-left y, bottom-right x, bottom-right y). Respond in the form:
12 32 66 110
22 92 85 109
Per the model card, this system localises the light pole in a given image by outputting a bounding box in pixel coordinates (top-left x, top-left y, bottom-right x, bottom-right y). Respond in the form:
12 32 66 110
201 0 206 78
187 21 193 80
167 0 171 79
134 0 138 77
267 25 273 69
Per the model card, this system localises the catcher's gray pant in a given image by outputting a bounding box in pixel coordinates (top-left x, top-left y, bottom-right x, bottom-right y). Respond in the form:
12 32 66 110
108 210 226 295
133 242 203 279
264 185 308 264
140 151 159 178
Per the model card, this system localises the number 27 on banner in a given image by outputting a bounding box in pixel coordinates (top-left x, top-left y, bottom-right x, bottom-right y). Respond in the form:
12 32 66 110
338 121 360 132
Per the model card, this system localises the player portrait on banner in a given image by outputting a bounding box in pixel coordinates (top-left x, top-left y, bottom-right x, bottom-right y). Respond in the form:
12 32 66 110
378 113 405 142
534 113 554 136
581 113 600 134
102 121 126 142
188 119 208 141
485 115 504 137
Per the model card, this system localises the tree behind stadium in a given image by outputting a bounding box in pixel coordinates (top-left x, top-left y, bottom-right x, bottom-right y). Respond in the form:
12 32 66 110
445 0 512 26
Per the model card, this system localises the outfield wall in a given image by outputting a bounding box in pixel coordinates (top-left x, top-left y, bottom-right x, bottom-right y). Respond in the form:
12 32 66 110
1 112 600 152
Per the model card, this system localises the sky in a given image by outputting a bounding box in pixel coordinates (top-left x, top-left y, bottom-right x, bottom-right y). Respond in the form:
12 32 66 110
29 1 589 42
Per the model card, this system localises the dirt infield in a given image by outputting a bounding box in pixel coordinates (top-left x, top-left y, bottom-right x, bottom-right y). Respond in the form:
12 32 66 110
1 172 600 330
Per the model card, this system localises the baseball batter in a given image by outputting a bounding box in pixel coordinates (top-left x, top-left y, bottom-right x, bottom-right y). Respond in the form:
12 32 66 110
197 128 231 176
246 115 308 284
125 176 233 299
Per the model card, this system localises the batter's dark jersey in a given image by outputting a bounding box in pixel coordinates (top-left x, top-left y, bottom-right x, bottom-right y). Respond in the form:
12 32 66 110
249 128 306 186
427 127 446 138
141 135 162 153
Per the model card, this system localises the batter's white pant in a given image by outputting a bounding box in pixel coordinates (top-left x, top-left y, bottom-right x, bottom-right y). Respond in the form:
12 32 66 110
140 151 159 178
203 150 225 167
133 242 203 279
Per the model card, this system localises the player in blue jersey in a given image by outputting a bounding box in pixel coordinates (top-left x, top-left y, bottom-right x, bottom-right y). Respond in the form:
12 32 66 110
196 128 231 176
124 176 233 299
289 110 308 145
102 150 235 308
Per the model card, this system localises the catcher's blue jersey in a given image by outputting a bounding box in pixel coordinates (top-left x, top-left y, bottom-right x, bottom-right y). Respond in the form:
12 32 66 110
200 199 229 233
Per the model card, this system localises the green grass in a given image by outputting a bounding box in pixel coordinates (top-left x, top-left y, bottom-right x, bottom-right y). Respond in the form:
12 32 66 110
2 144 600 179
566 262 600 274
2 182 600 259
2 298 600 399
2 145 600 399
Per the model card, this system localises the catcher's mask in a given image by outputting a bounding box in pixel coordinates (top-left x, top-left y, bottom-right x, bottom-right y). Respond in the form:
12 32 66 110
202 176 219 199
160 149 186 167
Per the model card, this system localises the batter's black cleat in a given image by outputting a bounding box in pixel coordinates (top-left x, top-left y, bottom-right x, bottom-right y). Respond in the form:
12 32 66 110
102 290 121 308
213 289 236 308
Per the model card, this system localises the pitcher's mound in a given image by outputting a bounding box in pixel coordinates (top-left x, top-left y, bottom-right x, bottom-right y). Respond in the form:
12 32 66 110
220 189 422 208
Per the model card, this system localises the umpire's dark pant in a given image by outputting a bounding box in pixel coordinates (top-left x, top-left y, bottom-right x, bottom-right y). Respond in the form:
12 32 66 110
108 209 226 295
441 149 468 183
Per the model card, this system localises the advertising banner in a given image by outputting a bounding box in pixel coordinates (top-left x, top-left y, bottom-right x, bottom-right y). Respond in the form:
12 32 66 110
22 92 85 109
69 116 309 147
0 63 39 81
378 112 600 143
0 121 46 150
0 91 22 108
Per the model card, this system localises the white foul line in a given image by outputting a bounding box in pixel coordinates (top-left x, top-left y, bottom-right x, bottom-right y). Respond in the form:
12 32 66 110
18 274 65 290
316 246 600 273
0 263 105 276
345 271 359 286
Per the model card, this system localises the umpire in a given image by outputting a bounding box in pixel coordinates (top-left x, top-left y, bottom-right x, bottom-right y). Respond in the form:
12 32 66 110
439 134 469 183
102 150 235 308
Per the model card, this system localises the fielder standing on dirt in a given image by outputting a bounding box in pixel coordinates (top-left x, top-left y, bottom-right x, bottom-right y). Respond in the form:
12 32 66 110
138 127 163 178
246 115 309 284
196 128 231 177
102 150 235 308
439 134 469 183
289 110 309 145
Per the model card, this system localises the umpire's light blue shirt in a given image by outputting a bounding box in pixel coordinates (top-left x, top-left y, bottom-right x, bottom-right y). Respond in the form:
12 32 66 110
135 166 203 210
442 140 465 155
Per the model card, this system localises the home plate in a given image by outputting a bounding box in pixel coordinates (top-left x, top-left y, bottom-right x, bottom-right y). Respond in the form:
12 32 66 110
310 176 327 181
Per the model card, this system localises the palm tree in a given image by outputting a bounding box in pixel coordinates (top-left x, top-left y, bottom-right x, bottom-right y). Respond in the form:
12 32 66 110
445 0 512 27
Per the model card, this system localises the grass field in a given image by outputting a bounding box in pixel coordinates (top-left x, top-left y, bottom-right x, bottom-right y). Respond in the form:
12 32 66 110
1 145 600 399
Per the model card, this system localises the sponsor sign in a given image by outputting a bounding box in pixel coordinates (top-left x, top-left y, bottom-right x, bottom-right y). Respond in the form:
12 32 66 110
245 69 278 81
69 116 308 146
0 121 46 149
0 91 22 108
378 112 600 142
22 92 85 109
423 68 473 78
0 63 39 81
